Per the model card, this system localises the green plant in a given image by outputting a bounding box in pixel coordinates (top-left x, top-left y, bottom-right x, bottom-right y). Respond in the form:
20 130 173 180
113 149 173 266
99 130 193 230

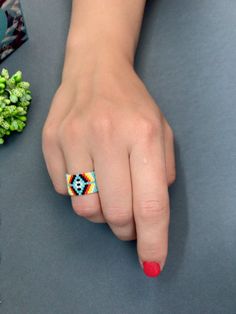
0 68 32 144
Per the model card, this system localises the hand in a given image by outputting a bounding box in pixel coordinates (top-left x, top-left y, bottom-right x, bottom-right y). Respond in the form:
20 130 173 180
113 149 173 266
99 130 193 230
42 47 176 277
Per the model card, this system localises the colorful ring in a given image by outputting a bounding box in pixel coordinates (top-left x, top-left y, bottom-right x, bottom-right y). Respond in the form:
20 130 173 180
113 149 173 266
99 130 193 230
66 171 98 196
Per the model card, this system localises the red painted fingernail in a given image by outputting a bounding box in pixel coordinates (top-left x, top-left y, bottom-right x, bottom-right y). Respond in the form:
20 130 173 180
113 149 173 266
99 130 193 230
143 261 161 277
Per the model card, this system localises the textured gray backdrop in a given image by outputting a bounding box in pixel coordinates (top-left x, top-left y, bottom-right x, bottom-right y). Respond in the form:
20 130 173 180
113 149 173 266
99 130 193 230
1 0 236 313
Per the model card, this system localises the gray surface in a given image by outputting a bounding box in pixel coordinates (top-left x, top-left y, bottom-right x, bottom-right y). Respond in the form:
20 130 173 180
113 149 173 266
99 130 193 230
1 0 236 313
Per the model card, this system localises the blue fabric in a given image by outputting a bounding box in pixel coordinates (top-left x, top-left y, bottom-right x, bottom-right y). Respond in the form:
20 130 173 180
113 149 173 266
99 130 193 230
0 0 28 62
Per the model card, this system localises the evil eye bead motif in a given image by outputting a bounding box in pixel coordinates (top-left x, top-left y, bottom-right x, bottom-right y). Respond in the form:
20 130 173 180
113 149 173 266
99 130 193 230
66 171 98 196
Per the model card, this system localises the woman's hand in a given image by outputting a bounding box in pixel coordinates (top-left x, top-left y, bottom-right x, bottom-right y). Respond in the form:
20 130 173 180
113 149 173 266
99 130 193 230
42 44 176 277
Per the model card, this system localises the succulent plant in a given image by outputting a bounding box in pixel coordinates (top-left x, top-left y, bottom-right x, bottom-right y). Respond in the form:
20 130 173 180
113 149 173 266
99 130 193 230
0 68 32 144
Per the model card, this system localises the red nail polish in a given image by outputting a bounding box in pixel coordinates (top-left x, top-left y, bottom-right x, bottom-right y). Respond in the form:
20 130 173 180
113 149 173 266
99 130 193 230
143 261 161 277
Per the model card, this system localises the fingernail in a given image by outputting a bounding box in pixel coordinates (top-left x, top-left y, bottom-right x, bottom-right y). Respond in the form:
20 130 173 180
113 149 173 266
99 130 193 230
143 261 161 277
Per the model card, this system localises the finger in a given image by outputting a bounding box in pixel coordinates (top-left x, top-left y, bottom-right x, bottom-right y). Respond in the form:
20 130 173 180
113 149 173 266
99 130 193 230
41 86 75 195
42 128 68 195
91 139 136 241
130 125 170 277
62 136 105 223
163 122 176 186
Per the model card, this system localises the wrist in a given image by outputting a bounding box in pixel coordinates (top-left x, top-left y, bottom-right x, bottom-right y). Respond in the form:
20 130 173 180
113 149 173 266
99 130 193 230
61 37 135 83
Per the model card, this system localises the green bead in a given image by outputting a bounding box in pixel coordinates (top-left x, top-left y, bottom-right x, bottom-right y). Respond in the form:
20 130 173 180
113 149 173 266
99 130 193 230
0 138 4 144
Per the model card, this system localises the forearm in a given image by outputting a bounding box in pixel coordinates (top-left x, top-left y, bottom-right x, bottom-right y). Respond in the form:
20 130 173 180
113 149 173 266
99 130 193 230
62 0 146 81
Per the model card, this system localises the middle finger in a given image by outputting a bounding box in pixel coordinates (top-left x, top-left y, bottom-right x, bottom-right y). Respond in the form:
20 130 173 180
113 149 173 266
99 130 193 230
92 141 135 241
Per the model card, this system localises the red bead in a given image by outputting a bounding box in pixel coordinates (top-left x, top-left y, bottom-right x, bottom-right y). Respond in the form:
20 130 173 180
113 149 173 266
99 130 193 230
143 261 161 277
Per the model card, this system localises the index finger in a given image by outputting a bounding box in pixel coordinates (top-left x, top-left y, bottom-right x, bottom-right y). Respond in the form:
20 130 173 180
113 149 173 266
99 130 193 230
130 125 170 277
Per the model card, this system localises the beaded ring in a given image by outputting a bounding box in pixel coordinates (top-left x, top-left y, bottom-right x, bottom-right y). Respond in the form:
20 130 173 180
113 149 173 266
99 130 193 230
66 171 98 196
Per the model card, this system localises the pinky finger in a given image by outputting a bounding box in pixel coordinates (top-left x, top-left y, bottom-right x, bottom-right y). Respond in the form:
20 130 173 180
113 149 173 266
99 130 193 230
42 128 68 195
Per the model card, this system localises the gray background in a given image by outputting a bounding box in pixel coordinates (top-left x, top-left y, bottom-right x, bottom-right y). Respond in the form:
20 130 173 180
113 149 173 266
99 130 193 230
1 0 236 313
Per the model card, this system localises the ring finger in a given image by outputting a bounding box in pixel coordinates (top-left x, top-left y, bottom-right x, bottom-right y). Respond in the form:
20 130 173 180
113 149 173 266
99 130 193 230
62 137 105 223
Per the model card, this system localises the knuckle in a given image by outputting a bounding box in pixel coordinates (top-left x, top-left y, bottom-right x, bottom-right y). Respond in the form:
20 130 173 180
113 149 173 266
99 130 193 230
166 123 174 140
105 208 132 226
138 199 169 220
42 124 57 147
72 203 98 218
168 171 176 185
54 184 68 195
137 117 160 140
59 117 82 144
140 246 168 262
140 246 158 258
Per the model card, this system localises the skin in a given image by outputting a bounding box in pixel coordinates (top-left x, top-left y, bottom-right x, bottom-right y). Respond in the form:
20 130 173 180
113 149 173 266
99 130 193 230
42 0 176 273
